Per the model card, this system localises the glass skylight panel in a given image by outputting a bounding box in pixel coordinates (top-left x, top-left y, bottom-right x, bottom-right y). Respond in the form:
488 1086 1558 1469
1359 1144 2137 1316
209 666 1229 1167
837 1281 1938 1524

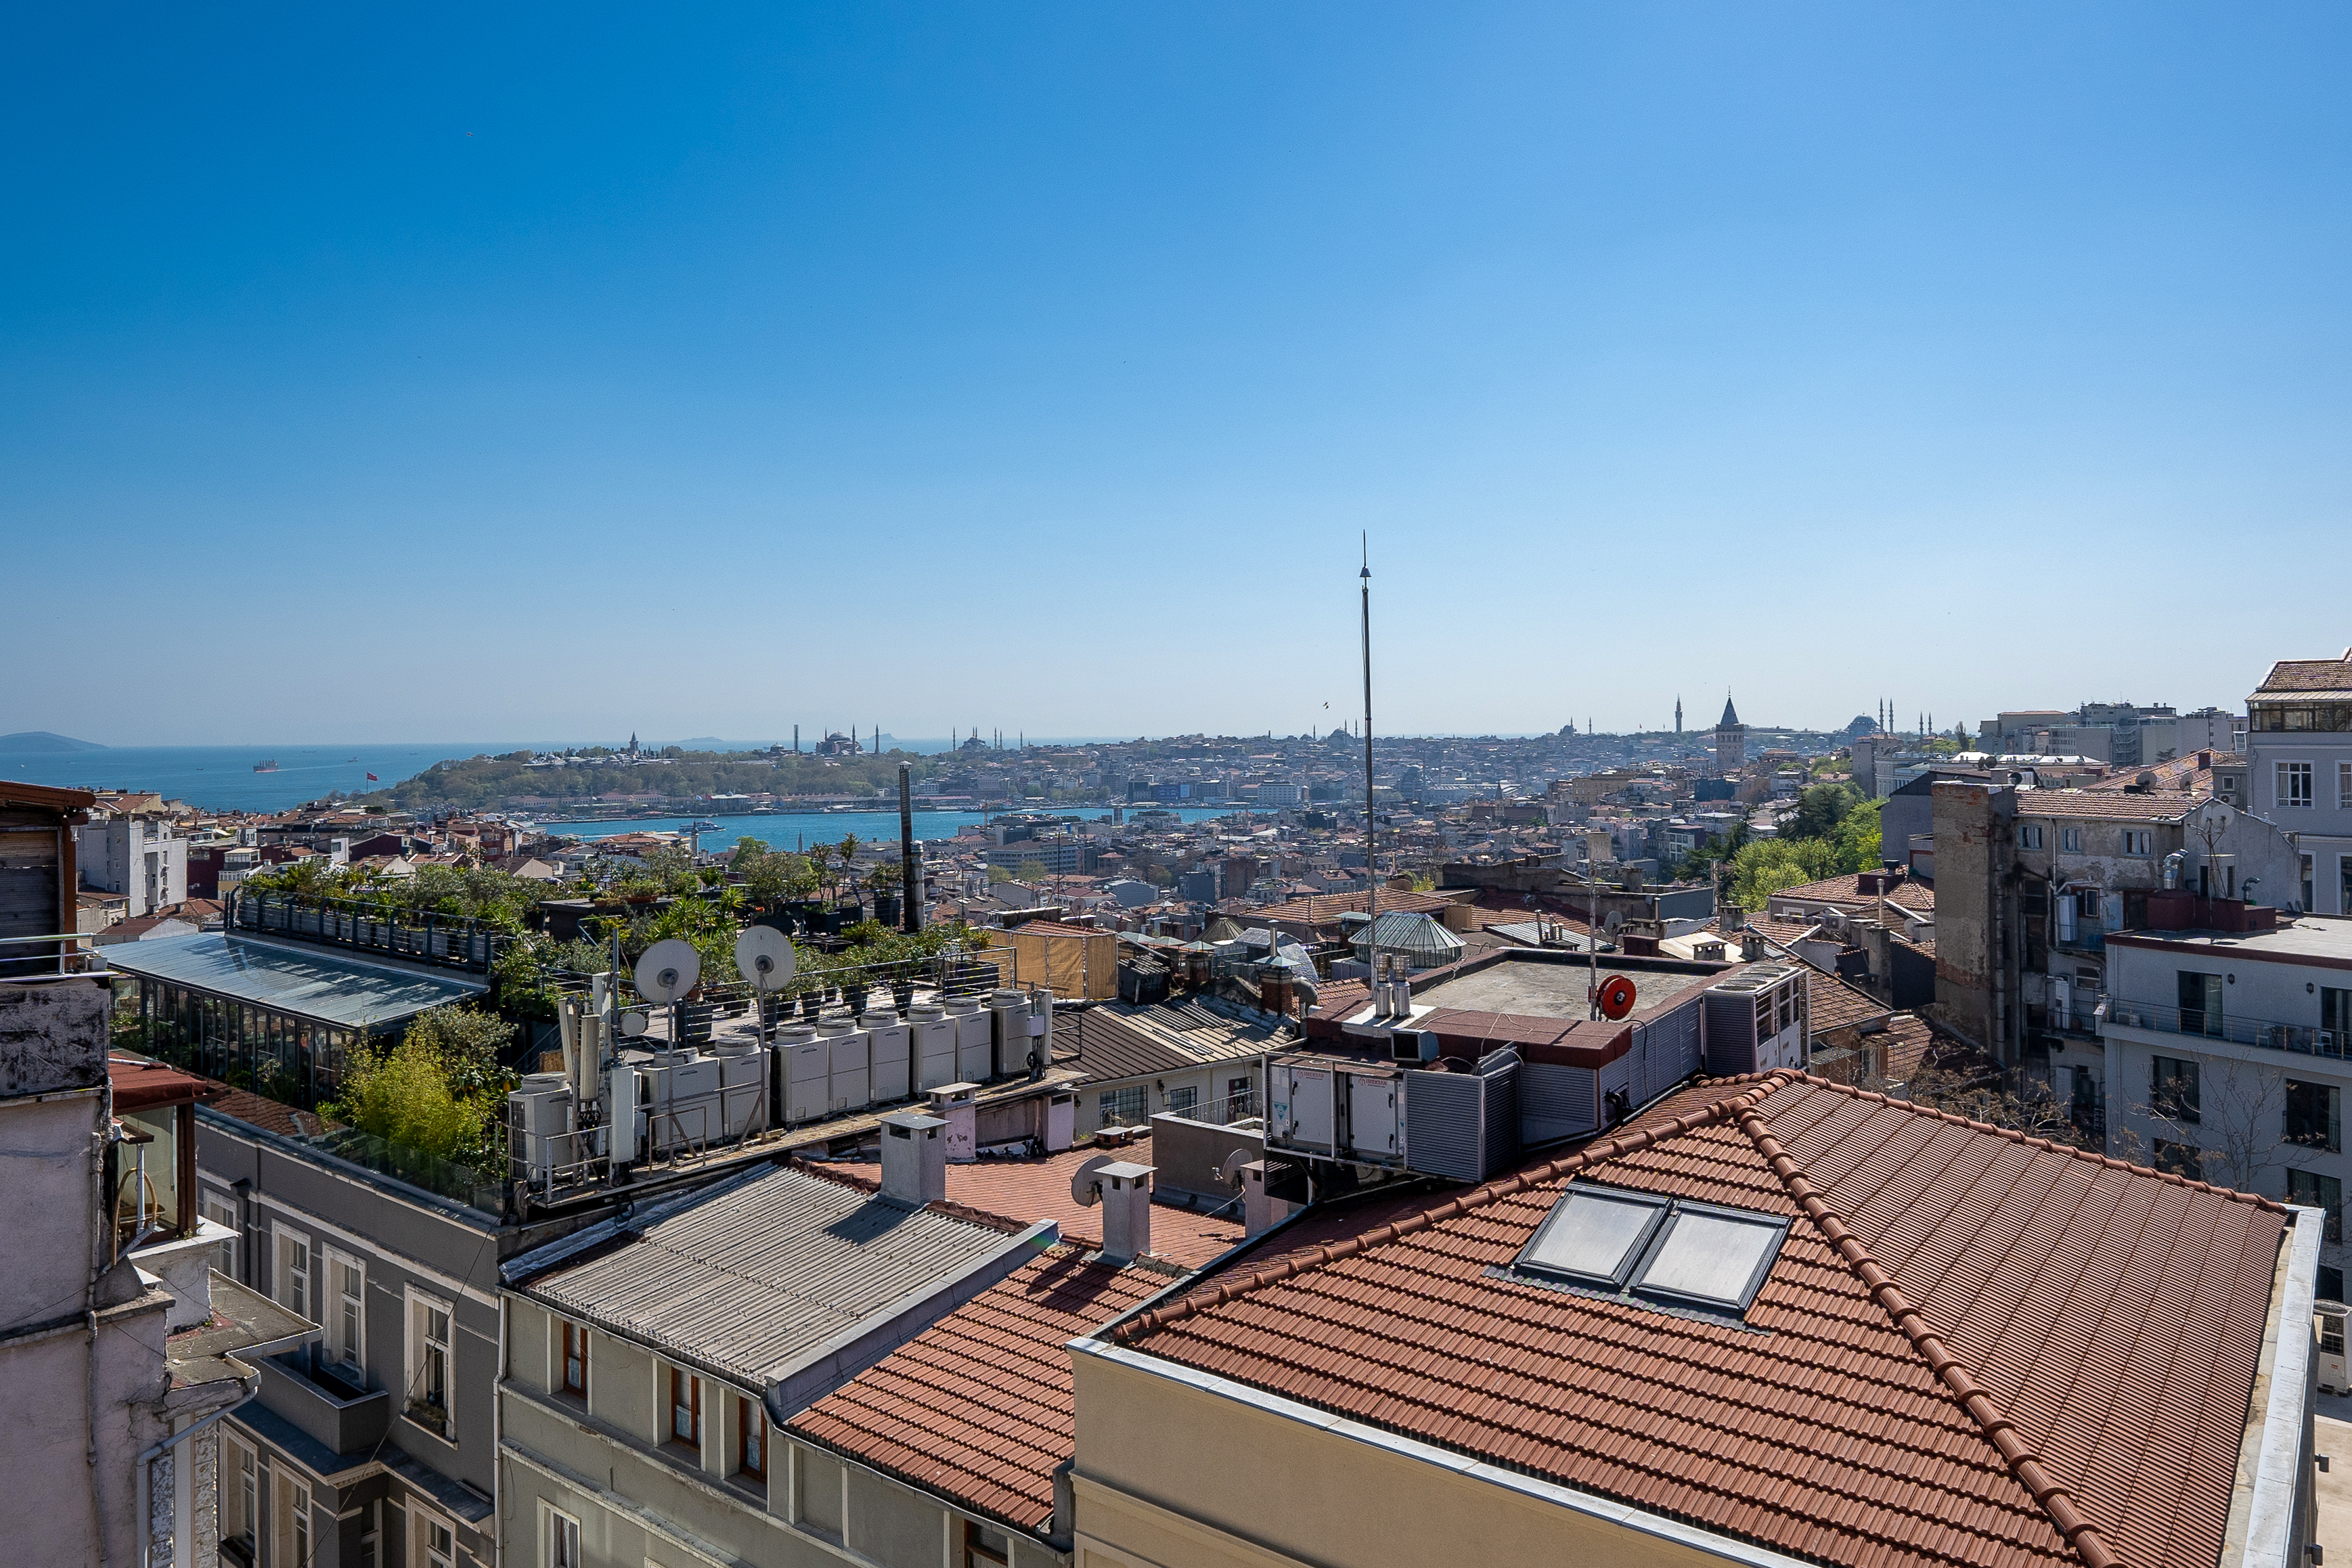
1517 1188 1668 1288
1631 1207 1785 1313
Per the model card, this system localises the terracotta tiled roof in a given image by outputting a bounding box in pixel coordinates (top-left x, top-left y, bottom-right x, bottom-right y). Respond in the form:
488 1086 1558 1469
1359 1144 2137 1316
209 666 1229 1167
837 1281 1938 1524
1249 889 1463 926
787 1245 1169 1534
1116 1073 2288 1568
1877 1014 1939 1078
1766 871 1935 912
2014 788 2198 822
818 1137 1243 1268
1806 972 1890 1034
2252 656 2352 698
2082 752 2234 795
1746 914 1821 950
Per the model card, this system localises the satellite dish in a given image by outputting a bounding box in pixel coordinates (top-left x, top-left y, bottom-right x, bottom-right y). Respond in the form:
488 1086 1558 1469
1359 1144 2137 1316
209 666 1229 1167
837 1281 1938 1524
1597 974 1638 1021
734 926 795 992
1069 1152 1115 1209
619 1009 650 1038
635 939 702 1005
1217 1149 1256 1190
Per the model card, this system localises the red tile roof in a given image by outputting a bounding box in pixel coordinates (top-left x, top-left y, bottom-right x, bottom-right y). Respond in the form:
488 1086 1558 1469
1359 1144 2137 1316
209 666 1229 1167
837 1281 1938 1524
788 1245 1170 1535
816 1136 1244 1268
1806 971 1892 1034
1249 889 1464 926
1769 871 1936 911
2014 788 2199 822
1115 1073 2288 1568
2252 656 2352 698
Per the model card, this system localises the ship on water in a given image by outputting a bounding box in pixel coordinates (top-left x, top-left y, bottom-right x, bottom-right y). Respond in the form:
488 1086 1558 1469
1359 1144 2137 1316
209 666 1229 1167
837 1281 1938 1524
252 759 279 773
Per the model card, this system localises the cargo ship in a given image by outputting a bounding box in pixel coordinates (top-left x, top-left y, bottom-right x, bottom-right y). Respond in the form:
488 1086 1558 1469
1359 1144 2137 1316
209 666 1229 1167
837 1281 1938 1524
252 759 279 773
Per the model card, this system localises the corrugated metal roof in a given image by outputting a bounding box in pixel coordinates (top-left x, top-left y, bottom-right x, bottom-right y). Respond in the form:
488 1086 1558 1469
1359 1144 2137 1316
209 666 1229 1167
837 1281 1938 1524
1350 910 1466 966
99 932 486 1029
521 1165 1031 1386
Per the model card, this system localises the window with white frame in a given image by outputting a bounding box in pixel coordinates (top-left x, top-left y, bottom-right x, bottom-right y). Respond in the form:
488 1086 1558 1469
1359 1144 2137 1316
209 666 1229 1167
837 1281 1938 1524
2340 761 2352 810
201 1194 238 1276
543 1504 581 1568
2060 827 2083 853
412 1506 456 1568
283 1479 311 1568
2280 761 2314 808
278 1227 312 1320
1098 1085 1147 1127
408 1291 454 1437
221 1433 257 1548
326 1251 365 1373
1165 1083 1199 1118
667 1362 702 1452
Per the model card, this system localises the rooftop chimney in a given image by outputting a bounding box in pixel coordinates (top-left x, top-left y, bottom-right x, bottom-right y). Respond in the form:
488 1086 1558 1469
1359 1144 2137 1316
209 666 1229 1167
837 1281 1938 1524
879 1112 948 1205
1238 1160 1295 1238
1094 1160 1155 1262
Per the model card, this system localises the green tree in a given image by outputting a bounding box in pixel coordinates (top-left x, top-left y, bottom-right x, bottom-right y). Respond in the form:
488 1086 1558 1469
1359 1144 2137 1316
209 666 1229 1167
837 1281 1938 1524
1015 859 1050 885
1783 782 1860 844
326 1005 516 1169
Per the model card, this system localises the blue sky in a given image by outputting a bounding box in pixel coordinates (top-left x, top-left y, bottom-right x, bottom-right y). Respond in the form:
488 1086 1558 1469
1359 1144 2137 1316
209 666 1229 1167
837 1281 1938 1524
5 5 2347 745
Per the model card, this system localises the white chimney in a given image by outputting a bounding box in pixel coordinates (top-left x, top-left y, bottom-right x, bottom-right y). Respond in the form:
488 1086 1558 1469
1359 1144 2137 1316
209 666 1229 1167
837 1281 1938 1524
1238 1160 1291 1238
930 1083 979 1162
879 1112 948 1205
1095 1159 1155 1262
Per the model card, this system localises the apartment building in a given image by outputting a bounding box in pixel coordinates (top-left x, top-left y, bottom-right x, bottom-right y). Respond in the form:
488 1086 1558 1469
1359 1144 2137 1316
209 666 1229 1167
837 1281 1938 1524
79 809 190 916
2246 649 2352 914
2098 912 2352 1299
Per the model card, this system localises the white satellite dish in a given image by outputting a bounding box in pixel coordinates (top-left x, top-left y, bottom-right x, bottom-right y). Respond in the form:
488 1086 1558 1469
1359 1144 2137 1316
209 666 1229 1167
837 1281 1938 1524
1217 1149 1256 1190
635 939 702 1006
619 1009 650 1038
1069 1152 1115 1209
734 926 795 992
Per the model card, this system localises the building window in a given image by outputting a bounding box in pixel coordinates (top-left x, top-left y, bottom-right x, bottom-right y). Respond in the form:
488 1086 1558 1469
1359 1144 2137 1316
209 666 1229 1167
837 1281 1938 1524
2019 825 2044 850
2279 762 2314 808
2152 1056 2202 1124
202 1194 238 1276
278 1229 311 1320
2177 972 2223 1039
223 1435 256 1548
2290 1168 2345 1244
2060 828 2083 853
2325 987 2352 1048
1227 1076 1255 1117
2152 1138 2204 1179
417 1512 456 1568
1098 1085 1147 1127
1165 1084 1199 1119
2286 1081 2341 1152
669 1364 701 1451
2305 854 2316 912
327 1252 365 1373
543 1505 580 1568
2122 830 2152 857
285 1480 311 1568
560 1319 588 1399
2340 762 2352 811
739 1396 766 1481
964 1520 1012 1567
409 1293 453 1437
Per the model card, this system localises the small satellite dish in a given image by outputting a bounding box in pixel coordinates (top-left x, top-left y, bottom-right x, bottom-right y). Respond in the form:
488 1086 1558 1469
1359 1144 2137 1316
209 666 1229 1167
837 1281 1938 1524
619 1009 650 1037
1217 1149 1256 1190
635 939 702 1005
1069 1152 1115 1209
734 926 795 991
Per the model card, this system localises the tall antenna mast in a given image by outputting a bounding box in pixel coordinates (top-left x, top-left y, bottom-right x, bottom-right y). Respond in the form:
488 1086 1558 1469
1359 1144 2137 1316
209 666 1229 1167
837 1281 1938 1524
1361 534 1377 1005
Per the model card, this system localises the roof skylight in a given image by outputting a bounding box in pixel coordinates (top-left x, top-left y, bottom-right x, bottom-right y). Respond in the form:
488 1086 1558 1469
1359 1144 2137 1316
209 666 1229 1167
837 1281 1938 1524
1513 1184 1788 1319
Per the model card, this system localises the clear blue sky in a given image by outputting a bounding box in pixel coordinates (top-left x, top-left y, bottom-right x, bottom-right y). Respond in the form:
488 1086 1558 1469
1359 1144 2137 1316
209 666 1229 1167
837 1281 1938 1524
5 5 2347 746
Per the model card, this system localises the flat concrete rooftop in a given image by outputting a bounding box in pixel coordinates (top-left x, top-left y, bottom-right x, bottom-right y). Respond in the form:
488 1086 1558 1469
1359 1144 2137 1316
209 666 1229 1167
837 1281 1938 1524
1415 957 1708 1019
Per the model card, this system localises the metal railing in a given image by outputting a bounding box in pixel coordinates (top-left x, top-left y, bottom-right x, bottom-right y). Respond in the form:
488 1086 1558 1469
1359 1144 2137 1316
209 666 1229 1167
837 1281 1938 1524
231 890 504 975
0 928 111 979
2100 998 2350 1060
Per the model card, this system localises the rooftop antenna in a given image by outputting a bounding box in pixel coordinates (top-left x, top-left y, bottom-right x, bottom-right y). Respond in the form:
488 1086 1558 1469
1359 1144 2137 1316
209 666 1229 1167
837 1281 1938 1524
1360 533 1378 1011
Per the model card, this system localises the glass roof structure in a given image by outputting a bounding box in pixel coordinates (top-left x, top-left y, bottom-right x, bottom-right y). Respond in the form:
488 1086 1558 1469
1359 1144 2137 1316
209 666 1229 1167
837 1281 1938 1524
102 933 488 1031
1515 1182 1788 1318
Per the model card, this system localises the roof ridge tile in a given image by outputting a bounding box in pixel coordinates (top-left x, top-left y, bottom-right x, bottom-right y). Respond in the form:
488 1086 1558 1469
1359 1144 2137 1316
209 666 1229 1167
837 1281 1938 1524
1733 1094 2118 1568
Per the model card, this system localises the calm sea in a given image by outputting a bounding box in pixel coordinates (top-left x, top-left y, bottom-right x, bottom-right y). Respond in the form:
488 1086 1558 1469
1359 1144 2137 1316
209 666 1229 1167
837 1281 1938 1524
0 742 547 813
546 806 1249 850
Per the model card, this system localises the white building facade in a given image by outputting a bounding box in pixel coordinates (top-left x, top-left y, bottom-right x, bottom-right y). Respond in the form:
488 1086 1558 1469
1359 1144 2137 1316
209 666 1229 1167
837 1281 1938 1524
2246 652 2352 915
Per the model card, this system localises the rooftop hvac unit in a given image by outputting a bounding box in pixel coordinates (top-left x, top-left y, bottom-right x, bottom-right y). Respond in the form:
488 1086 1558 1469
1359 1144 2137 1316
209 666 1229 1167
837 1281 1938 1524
908 1003 957 1092
952 1001 994 1083
642 1050 724 1155
989 989 1029 1079
820 1015 870 1115
778 1025 828 1125
862 1009 912 1102
1390 1027 1440 1064
1347 1070 1403 1164
712 1041 768 1140
506 1073 574 1185
1402 1050 1519 1184
1702 964 1804 1076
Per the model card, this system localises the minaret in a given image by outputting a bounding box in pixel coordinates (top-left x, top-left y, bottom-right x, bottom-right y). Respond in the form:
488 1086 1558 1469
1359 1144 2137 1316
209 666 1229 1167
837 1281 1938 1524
1675 697 1683 734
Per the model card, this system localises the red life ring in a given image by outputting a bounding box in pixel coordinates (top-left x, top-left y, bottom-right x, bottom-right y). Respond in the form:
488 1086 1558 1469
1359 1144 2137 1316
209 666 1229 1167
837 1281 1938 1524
1597 975 1638 1021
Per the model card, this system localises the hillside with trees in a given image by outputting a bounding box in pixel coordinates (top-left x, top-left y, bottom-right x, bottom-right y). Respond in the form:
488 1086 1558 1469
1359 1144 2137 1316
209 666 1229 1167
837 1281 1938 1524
346 746 944 813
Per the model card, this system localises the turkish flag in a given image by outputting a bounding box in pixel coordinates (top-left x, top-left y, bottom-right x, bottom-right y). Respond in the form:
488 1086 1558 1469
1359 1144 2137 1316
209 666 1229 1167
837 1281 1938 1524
365 773 378 781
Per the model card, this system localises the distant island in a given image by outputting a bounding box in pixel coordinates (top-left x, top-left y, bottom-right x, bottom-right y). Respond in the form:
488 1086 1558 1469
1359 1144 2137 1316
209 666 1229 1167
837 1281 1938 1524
347 746 941 814
0 731 107 753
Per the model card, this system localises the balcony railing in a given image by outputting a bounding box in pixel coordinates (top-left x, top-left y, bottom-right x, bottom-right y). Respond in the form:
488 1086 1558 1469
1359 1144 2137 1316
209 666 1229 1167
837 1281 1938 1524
2100 998 2350 1060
